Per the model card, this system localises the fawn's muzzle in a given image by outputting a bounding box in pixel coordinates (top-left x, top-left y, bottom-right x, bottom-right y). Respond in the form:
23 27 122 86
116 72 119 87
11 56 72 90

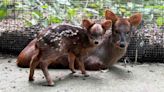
94 41 99 45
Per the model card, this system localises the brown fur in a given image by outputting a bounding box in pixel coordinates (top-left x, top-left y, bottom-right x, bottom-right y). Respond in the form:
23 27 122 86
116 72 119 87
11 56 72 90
16 25 58 68
16 39 37 68
16 21 111 70
28 19 112 86
17 10 142 71
96 10 141 66
85 10 142 67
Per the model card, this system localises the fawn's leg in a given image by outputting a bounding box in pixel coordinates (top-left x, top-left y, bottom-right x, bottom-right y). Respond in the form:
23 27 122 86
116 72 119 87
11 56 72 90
68 52 76 73
77 58 89 77
29 54 39 81
40 61 54 86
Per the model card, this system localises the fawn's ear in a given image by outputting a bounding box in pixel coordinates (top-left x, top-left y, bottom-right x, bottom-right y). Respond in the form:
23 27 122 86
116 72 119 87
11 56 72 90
105 10 118 22
101 20 112 30
82 19 94 29
128 13 142 26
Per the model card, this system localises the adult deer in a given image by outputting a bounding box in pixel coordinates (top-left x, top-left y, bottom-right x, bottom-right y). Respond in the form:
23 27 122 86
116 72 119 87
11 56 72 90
17 10 142 70
85 10 142 67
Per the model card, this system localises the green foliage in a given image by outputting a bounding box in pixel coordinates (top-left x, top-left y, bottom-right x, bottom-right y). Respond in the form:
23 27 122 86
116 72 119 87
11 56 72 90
156 17 164 26
0 0 10 20
67 8 77 21
0 9 7 19
48 16 62 23
0 0 163 28
145 5 164 10
2 0 10 6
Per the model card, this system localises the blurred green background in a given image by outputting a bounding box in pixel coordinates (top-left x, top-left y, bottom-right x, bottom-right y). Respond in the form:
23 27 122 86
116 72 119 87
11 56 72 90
0 0 163 28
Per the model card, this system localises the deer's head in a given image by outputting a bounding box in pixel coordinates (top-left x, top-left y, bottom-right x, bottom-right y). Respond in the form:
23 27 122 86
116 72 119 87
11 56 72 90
105 10 142 48
82 19 112 46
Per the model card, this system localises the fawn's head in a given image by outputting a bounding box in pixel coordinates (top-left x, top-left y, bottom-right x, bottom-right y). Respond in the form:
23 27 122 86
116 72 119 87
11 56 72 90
82 19 112 46
105 10 142 48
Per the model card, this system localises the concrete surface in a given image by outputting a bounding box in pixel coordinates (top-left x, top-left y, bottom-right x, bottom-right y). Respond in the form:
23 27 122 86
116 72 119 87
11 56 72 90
0 57 164 92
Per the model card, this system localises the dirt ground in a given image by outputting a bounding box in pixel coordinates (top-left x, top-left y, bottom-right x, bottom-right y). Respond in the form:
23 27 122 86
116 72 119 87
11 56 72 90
0 57 164 92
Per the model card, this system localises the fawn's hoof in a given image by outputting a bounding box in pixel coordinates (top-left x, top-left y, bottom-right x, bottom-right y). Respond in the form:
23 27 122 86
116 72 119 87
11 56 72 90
100 69 109 73
47 82 55 86
70 70 76 74
29 77 34 81
82 73 89 77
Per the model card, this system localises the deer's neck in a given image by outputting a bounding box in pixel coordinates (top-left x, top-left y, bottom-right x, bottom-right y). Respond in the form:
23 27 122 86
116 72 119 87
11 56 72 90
98 35 128 66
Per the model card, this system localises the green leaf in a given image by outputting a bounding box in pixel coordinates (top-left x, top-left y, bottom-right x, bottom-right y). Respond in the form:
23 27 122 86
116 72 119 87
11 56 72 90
156 17 164 26
125 11 131 16
48 16 62 23
145 5 164 10
119 7 126 13
15 2 30 10
32 11 43 19
3 0 10 6
88 3 99 8
24 20 32 26
0 9 7 19
24 18 38 26
42 4 49 9
86 12 94 17
68 8 77 17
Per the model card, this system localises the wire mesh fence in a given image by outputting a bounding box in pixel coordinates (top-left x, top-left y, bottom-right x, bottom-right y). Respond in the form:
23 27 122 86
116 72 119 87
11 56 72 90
0 0 163 62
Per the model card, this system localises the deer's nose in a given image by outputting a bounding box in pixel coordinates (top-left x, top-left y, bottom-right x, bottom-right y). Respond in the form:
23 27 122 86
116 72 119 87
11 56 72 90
119 42 125 48
94 41 99 44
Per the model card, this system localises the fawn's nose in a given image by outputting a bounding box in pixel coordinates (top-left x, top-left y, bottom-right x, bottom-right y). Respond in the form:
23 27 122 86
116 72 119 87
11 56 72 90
120 42 125 48
94 41 99 45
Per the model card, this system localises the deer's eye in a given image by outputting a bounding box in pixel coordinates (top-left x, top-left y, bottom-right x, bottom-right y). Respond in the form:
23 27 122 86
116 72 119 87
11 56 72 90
126 31 130 34
115 31 119 34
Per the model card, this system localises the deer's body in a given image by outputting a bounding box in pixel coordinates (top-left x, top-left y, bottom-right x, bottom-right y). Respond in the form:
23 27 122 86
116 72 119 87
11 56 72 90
28 19 112 86
16 10 142 71
17 39 37 68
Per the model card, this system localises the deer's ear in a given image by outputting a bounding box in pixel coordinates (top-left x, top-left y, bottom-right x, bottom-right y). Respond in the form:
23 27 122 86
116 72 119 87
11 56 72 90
105 10 118 22
101 20 112 30
128 13 142 26
82 19 94 29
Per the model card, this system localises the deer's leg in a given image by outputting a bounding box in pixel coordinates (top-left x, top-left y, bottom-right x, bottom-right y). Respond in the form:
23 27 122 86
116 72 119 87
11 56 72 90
40 61 54 86
68 52 76 74
77 58 89 77
29 54 39 81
